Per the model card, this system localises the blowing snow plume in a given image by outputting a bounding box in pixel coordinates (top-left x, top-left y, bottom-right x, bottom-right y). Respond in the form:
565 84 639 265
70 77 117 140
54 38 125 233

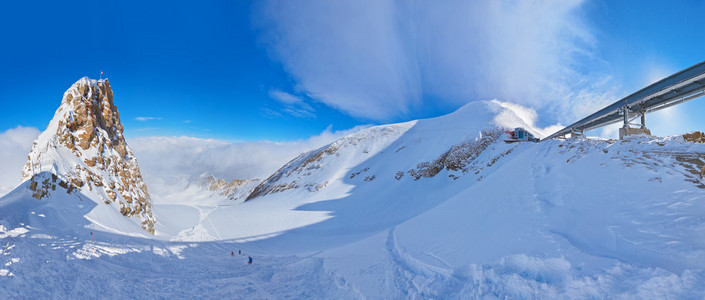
256 0 609 123
21 77 155 234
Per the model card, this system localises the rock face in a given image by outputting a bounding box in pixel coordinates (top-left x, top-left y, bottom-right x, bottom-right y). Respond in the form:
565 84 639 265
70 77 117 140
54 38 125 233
683 131 705 143
21 77 155 234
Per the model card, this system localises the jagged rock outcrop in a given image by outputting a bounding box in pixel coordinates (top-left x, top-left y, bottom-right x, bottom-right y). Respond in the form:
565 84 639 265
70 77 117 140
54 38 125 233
682 131 705 143
21 77 155 234
27 172 76 200
406 129 503 180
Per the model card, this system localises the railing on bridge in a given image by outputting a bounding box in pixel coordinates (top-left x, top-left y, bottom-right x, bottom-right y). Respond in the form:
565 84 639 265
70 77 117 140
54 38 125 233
543 60 705 140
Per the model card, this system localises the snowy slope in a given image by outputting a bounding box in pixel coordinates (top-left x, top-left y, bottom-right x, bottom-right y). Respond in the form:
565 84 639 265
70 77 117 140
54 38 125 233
2 99 705 298
146 100 538 245
247 100 539 202
320 136 705 298
396 137 705 272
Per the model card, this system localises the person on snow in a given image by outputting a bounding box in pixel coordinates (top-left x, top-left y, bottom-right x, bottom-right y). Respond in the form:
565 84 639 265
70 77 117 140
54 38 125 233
238 249 241 255
231 251 234 256
248 256 252 265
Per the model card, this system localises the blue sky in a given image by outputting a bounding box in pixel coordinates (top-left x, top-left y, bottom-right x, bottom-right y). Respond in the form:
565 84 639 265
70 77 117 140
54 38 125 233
1 0 704 141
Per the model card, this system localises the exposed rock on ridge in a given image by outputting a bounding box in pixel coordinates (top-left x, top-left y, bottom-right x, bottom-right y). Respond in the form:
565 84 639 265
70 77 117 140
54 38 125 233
195 173 260 202
21 77 155 234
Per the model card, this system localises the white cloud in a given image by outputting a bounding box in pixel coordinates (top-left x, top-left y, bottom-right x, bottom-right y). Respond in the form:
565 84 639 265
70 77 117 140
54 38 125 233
491 100 563 138
257 0 607 123
269 90 303 104
260 107 283 118
0 126 40 197
128 125 366 198
267 89 316 119
136 117 162 121
281 106 315 119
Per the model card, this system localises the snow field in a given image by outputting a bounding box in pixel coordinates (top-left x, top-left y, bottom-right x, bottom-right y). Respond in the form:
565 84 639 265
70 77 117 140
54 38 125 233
2 101 705 298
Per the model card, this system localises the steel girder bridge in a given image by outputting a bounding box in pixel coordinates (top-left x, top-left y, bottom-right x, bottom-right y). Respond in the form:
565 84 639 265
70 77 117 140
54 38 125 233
543 60 705 140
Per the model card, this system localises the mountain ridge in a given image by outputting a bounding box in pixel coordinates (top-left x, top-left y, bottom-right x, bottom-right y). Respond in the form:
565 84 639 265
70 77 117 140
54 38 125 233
244 100 540 202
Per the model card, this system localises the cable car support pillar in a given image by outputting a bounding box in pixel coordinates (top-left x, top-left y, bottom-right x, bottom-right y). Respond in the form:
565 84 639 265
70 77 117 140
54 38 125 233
619 108 651 140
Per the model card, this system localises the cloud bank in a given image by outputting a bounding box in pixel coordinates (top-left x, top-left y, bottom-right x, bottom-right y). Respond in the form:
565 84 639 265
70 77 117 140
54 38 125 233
128 126 366 198
0 124 363 199
257 0 608 123
0 126 40 196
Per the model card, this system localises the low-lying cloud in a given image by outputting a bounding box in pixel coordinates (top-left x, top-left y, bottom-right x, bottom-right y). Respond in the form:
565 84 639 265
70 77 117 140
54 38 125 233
0 124 364 199
0 126 40 196
128 126 366 198
257 0 610 123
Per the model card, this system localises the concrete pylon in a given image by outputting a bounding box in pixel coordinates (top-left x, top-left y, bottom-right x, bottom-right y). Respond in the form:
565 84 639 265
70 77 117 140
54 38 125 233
619 109 651 139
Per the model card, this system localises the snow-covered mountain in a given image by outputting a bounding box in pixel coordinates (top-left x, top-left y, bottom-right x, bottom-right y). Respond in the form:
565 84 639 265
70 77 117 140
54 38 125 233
2 97 705 298
194 173 260 202
18 77 155 234
246 100 537 201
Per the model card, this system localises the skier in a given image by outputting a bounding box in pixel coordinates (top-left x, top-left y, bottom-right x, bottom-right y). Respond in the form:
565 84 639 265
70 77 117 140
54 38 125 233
231 251 234 256
248 256 252 265
238 249 241 255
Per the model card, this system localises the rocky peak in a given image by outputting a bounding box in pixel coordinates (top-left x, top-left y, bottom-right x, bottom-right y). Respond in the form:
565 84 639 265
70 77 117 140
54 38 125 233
49 77 124 158
21 77 155 234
